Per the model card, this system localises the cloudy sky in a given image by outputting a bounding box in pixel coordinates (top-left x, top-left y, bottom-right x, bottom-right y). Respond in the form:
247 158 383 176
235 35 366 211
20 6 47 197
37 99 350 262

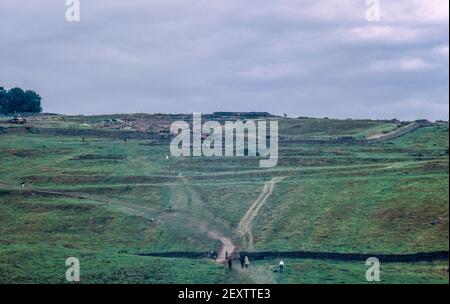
0 0 448 120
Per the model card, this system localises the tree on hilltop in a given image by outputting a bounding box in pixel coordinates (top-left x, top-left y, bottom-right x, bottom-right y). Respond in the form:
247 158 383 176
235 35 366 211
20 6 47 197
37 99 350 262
0 86 42 114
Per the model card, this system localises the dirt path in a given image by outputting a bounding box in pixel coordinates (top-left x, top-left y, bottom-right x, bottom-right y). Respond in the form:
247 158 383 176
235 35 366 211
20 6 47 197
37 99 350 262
207 230 235 263
237 177 284 251
164 175 284 265
171 176 236 264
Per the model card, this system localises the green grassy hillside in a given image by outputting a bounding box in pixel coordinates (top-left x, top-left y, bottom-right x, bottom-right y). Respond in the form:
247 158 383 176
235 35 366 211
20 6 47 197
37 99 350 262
0 115 448 283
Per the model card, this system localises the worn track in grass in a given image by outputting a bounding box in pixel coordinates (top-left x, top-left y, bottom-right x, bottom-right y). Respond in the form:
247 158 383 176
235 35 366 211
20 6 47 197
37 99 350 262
237 177 285 251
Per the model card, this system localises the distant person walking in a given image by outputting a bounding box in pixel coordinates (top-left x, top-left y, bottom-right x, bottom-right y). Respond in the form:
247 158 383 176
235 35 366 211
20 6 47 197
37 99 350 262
239 255 245 268
244 256 250 269
228 257 233 270
279 260 284 273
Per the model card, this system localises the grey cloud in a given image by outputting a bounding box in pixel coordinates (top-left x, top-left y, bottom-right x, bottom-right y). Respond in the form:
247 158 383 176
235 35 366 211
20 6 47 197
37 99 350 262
0 0 448 120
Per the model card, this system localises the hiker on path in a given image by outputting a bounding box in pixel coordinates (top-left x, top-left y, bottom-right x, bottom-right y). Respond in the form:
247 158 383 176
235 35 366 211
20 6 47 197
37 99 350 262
228 257 233 270
279 260 284 273
244 256 250 269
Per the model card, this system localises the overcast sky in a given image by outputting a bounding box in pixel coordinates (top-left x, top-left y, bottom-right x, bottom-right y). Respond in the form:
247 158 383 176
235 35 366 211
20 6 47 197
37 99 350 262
0 0 448 120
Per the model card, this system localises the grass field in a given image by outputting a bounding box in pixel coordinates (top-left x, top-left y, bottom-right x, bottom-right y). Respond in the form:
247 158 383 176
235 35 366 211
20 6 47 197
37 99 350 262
0 115 448 283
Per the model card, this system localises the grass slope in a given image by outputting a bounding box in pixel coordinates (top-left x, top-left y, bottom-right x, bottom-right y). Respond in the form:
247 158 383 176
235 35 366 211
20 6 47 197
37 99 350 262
0 116 448 283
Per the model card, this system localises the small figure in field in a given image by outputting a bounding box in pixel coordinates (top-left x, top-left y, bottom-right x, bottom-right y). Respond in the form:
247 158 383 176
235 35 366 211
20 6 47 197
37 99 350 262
20 181 25 189
168 205 172 212
124 138 127 142
279 260 284 273
244 256 250 269
239 255 245 268
225 251 228 259
228 257 233 270
82 137 85 142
